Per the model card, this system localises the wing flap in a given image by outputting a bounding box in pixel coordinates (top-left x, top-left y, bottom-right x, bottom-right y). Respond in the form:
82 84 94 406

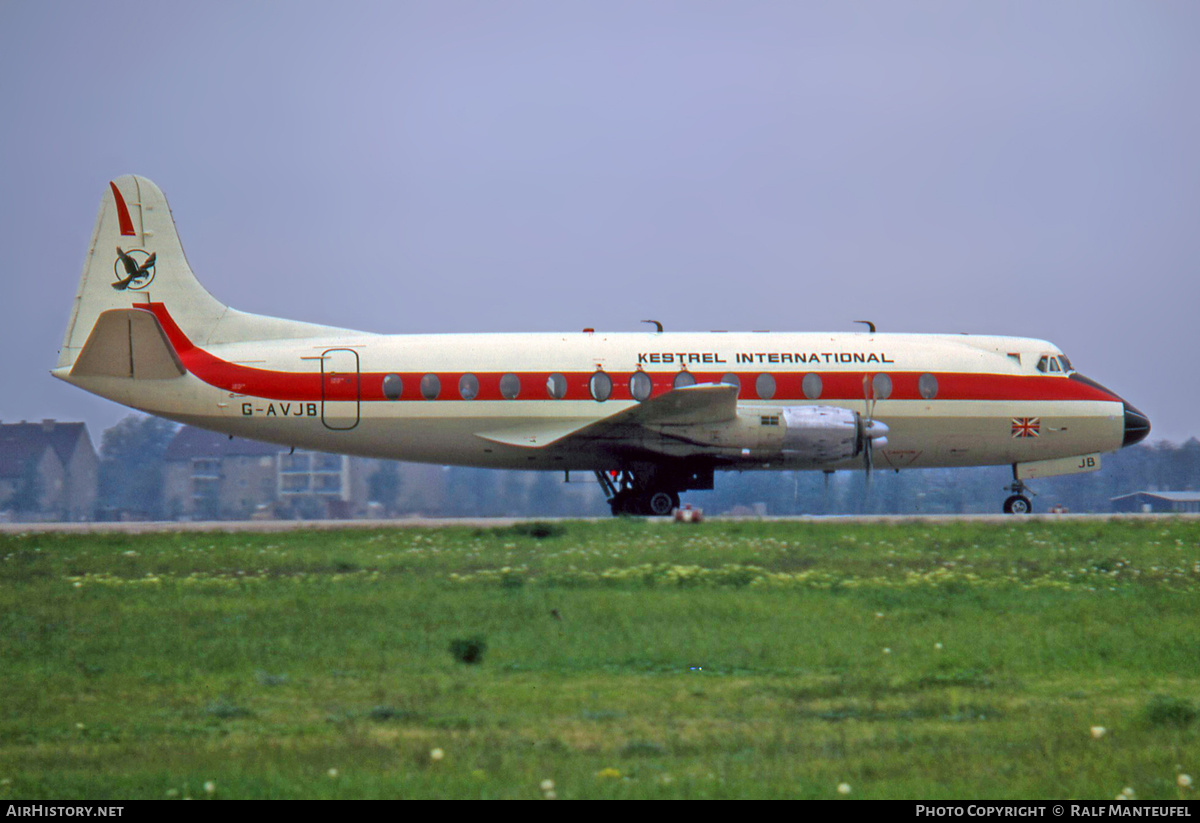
476 420 599 448
474 383 738 449
613 382 739 427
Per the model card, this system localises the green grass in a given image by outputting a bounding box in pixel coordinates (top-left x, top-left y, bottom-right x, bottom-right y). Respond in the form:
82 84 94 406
1 519 1198 799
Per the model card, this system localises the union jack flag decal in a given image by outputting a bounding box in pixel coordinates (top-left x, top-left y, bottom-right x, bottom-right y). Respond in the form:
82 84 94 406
1011 417 1041 438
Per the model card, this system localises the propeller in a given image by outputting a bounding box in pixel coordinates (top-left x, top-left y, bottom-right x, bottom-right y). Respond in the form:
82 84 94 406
859 374 890 502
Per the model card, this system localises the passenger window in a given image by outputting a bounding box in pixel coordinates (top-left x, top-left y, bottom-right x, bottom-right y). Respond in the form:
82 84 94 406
499 373 521 399
629 371 652 402
755 373 776 400
546 373 568 400
589 371 612 402
382 374 403 400
459 374 479 400
673 371 696 389
871 373 893 400
802 373 822 400
420 374 441 400
918 373 938 400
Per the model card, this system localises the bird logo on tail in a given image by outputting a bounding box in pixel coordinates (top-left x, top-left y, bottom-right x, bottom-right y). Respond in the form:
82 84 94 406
111 247 156 290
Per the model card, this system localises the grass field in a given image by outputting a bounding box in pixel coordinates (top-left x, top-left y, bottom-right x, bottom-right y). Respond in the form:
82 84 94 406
1 518 1198 800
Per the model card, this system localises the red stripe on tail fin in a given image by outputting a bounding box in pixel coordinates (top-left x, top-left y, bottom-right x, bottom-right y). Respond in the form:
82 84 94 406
109 181 136 236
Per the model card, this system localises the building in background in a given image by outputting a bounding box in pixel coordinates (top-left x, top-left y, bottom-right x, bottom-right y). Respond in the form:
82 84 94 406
0 420 98 521
275 448 370 519
162 426 373 519
162 427 279 520
1110 491 1200 514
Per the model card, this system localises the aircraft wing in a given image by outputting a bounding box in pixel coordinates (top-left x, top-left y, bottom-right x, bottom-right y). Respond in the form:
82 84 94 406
475 383 739 449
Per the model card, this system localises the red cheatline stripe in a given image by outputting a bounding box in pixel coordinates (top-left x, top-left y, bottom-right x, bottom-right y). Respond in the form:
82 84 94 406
135 303 1126 406
109 182 136 237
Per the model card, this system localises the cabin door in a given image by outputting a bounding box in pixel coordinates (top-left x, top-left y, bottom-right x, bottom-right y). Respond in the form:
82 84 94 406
321 348 360 431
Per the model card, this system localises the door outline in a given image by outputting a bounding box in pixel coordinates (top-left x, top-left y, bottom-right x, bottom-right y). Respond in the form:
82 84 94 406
321 348 360 430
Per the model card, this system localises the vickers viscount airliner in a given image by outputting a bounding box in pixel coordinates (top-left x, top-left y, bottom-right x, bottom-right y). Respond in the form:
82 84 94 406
55 177 1151 515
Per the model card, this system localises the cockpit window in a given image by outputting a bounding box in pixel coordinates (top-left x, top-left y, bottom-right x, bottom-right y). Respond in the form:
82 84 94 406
1037 355 1070 374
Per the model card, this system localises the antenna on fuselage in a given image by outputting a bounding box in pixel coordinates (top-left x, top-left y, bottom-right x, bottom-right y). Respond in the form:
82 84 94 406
854 320 876 333
642 320 664 333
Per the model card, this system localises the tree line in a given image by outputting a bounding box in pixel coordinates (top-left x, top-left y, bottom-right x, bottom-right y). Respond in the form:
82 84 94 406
87 414 1200 518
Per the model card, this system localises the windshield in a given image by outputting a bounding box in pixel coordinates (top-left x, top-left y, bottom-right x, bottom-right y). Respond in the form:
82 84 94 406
1036 354 1074 374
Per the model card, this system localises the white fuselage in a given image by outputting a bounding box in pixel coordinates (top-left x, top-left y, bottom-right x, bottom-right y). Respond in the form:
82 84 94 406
60 304 1128 474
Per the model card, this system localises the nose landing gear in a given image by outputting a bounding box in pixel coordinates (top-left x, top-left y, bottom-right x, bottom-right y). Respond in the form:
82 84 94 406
1003 492 1033 514
1003 474 1035 514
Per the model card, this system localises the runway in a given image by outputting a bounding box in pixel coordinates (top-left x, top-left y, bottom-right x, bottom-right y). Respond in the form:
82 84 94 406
2 512 1196 533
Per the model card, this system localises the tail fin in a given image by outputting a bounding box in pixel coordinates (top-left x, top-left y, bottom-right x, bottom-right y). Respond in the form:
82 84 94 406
58 176 227 371
57 176 353 373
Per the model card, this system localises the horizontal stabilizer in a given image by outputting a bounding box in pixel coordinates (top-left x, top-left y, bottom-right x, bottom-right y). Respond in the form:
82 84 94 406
69 308 185 380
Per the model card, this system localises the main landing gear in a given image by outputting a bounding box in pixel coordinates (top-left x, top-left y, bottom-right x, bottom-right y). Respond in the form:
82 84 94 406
596 470 679 516
595 466 711 517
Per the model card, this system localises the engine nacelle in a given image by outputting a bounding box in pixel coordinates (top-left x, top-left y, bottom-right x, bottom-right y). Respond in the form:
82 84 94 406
646 404 887 464
780 405 863 462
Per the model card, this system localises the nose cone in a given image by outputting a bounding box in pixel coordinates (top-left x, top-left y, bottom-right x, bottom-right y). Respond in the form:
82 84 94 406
1071 373 1151 449
1122 402 1151 447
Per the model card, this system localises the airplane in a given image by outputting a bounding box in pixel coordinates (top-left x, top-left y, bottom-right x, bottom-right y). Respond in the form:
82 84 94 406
54 176 1151 516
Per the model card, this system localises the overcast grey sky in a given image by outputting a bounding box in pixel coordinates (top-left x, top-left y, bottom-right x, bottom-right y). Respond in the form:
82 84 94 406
2 1 1197 443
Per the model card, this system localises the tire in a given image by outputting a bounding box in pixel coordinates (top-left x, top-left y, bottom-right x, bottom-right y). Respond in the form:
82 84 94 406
644 491 679 517
1003 494 1032 514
